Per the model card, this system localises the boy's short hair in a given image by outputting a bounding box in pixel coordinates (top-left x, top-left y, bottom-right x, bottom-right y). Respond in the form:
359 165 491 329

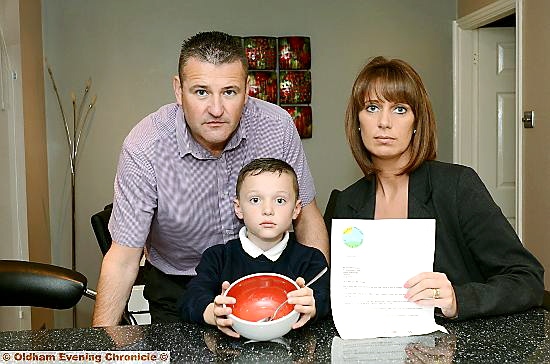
236 158 299 199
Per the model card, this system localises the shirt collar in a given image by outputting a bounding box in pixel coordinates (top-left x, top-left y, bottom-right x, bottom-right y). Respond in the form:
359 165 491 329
239 226 288 262
175 101 249 159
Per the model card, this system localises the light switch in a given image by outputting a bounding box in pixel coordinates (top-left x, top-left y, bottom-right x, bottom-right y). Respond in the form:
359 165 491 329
522 111 534 128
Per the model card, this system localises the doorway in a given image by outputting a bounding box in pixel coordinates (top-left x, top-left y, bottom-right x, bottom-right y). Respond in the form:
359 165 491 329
453 0 522 236
477 26 516 228
0 6 30 330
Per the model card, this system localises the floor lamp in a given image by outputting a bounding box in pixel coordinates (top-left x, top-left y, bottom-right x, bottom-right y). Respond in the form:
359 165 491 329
46 60 97 327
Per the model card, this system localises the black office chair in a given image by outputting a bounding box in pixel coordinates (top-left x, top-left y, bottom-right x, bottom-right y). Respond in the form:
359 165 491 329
91 203 144 285
91 203 113 256
323 189 341 237
0 260 95 309
91 203 147 324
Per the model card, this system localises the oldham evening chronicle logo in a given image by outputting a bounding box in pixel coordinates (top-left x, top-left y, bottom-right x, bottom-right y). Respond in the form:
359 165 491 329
342 226 363 248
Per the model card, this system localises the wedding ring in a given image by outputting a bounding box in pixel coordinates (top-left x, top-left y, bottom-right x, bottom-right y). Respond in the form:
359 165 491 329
433 288 441 300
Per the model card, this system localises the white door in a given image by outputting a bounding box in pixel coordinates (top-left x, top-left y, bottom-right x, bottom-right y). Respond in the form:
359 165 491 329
477 27 516 228
0 1 30 331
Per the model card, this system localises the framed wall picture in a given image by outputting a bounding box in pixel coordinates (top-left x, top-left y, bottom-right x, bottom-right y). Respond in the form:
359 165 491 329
244 37 277 70
241 36 313 138
282 106 312 139
248 71 278 103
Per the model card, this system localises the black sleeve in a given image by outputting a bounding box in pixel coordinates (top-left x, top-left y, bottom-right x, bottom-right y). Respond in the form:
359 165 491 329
453 167 544 319
178 245 225 324
300 249 331 324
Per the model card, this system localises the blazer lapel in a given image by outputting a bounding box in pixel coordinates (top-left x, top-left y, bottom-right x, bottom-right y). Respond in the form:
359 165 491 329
342 162 434 220
347 177 376 219
408 162 435 219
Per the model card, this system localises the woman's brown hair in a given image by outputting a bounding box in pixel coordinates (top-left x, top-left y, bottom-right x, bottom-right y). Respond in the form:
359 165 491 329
345 56 437 176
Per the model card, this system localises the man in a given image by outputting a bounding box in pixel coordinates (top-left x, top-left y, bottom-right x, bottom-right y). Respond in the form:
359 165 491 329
92 31 328 326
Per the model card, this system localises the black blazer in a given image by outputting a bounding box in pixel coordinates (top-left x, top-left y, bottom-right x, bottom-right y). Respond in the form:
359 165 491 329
333 160 544 320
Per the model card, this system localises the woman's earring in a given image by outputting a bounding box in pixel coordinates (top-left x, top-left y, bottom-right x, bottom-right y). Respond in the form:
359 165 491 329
413 129 417 134
358 127 361 131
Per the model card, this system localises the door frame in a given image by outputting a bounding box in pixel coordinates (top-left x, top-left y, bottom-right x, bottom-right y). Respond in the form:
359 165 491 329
453 0 524 238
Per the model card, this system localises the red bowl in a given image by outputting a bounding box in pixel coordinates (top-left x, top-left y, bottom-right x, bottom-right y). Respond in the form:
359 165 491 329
225 273 298 322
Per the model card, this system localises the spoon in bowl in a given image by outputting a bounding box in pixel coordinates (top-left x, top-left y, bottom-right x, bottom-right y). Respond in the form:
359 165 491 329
257 266 328 323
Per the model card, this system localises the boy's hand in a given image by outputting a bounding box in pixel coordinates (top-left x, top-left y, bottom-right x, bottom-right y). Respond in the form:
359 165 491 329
204 281 240 338
287 277 316 329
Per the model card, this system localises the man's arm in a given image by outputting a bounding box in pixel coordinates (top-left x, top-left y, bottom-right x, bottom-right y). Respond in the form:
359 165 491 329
92 241 143 327
293 198 329 262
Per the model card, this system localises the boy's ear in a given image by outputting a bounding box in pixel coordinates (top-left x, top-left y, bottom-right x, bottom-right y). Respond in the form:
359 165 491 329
234 198 244 219
292 199 302 220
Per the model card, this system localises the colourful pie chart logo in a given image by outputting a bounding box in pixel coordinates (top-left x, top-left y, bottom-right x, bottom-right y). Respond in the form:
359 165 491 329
342 226 364 248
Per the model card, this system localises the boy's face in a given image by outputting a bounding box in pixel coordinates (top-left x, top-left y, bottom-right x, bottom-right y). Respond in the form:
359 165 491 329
234 171 301 249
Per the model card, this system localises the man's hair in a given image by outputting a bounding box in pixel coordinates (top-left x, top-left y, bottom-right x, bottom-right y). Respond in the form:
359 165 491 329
178 31 248 80
236 158 299 199
345 56 437 177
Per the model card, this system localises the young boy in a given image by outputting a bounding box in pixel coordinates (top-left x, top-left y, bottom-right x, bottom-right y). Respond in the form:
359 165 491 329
178 158 330 338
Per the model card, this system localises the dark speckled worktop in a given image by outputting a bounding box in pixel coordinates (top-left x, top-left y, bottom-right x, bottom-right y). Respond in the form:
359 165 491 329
0 308 549 363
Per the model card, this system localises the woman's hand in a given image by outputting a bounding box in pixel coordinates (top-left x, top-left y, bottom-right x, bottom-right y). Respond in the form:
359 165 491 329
204 281 240 338
404 272 458 318
288 277 316 329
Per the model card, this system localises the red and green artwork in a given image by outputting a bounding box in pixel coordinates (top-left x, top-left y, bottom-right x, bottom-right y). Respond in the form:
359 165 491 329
279 71 311 104
278 37 311 70
241 36 313 138
248 71 278 103
244 37 277 70
283 106 312 139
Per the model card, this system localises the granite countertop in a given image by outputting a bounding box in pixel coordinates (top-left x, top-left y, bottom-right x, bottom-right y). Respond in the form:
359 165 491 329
0 308 549 363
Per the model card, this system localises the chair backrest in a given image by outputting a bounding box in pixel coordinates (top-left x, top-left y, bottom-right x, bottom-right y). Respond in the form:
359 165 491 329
90 203 147 324
91 203 113 256
0 260 90 309
323 189 341 237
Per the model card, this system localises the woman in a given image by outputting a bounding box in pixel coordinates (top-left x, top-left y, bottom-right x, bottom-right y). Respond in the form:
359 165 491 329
334 56 544 320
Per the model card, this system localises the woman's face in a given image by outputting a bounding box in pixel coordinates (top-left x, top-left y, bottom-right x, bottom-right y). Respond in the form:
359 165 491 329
358 95 415 167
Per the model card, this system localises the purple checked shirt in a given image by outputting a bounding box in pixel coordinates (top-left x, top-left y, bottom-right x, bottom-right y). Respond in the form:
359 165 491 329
109 97 315 275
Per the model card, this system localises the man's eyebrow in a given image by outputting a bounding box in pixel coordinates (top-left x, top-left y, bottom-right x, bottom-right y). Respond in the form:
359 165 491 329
222 85 242 91
188 83 209 89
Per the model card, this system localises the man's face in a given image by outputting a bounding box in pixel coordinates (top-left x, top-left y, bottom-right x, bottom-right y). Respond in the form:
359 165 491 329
173 58 249 156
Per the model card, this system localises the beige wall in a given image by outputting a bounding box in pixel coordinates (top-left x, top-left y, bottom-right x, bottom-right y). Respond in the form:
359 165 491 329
457 0 500 18
0 0 27 331
522 0 550 289
457 0 550 289
0 0 52 331
41 0 456 326
20 0 53 329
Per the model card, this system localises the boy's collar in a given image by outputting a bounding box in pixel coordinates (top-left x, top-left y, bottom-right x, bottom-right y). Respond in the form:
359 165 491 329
239 226 288 262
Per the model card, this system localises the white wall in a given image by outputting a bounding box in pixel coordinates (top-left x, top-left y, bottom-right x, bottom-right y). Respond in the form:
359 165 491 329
41 0 456 326
0 0 30 331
